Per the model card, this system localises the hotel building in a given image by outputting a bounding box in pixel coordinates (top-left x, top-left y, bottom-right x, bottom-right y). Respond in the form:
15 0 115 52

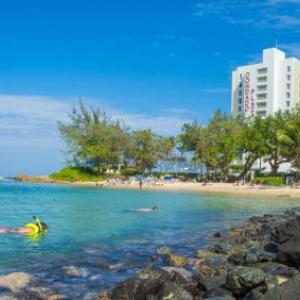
231 48 300 118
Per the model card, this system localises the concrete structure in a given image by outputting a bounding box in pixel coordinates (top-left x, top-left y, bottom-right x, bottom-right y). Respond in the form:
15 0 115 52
232 48 300 118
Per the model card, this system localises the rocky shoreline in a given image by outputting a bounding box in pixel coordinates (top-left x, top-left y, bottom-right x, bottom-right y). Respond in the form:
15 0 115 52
2 208 300 299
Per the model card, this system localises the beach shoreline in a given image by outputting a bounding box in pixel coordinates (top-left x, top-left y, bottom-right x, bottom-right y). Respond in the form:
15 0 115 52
70 181 300 199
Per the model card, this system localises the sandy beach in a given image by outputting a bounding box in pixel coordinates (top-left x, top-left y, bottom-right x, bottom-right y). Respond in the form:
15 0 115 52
71 181 300 199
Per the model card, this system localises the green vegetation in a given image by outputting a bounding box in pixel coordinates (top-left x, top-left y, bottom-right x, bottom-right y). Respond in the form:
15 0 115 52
251 176 284 186
55 100 300 185
49 167 106 182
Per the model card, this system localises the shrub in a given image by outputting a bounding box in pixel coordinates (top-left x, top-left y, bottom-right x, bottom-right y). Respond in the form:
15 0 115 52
251 176 284 186
49 167 106 182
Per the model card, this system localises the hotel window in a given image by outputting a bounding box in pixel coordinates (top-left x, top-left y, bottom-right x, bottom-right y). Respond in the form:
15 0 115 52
238 98 242 104
257 102 267 108
258 111 267 117
238 90 242 96
257 93 267 99
258 76 267 82
257 67 267 74
287 92 291 98
239 82 242 88
287 83 291 90
257 84 267 91
238 106 242 112
287 101 291 107
287 74 291 81
287 66 291 72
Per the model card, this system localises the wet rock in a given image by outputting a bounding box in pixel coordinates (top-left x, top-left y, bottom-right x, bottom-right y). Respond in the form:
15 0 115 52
62 265 88 277
213 243 232 255
205 287 234 299
111 268 171 300
271 217 300 244
0 294 17 300
210 231 222 238
257 261 299 278
97 290 112 300
277 234 300 267
228 251 258 266
263 242 279 253
226 266 266 297
161 267 192 284
195 271 226 294
0 272 31 293
17 287 68 300
157 282 193 300
260 274 300 299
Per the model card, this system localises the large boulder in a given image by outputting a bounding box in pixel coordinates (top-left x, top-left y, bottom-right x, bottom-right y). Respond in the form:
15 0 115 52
260 274 300 300
277 234 300 267
228 251 258 266
271 217 300 244
226 266 266 297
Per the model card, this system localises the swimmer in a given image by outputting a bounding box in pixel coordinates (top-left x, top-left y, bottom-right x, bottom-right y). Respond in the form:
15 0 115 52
124 206 159 212
0 216 48 235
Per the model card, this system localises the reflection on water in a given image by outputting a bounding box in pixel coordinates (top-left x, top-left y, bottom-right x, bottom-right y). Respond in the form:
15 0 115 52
0 181 299 295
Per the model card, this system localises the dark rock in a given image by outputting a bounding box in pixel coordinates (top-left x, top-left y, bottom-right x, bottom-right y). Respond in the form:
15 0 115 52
213 243 232 255
228 251 258 266
205 287 234 298
112 268 171 300
263 242 279 253
226 266 266 297
212 231 222 238
277 234 300 267
260 274 300 300
271 217 300 244
257 262 299 278
195 271 226 293
157 282 193 300
161 267 192 285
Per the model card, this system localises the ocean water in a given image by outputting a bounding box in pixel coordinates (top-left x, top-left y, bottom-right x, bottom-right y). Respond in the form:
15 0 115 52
0 180 299 297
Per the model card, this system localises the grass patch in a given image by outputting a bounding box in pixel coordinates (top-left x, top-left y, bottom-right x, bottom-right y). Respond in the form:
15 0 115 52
49 167 106 182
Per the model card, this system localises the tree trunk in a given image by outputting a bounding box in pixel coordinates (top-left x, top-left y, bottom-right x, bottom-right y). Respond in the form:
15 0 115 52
238 156 257 181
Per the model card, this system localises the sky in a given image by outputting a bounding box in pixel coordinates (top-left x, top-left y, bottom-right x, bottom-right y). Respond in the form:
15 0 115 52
0 0 300 176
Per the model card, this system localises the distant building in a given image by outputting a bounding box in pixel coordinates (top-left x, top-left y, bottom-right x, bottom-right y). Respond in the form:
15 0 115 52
231 48 300 118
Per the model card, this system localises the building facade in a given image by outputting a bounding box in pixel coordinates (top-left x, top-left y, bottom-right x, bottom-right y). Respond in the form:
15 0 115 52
232 48 300 118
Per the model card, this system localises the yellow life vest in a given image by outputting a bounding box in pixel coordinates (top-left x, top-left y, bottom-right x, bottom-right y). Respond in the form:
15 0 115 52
25 223 41 235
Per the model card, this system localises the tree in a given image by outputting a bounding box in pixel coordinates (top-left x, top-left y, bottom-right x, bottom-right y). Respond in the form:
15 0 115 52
237 116 268 180
58 100 128 171
263 112 291 176
130 129 159 175
156 137 175 173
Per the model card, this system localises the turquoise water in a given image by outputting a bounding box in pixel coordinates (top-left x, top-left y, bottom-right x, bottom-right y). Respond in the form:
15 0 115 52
0 180 299 297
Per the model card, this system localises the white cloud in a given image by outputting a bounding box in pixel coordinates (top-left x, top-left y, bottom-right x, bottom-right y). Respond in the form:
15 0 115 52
0 94 194 149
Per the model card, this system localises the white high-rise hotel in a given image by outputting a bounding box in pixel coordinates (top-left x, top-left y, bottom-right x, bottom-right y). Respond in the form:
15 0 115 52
232 48 300 118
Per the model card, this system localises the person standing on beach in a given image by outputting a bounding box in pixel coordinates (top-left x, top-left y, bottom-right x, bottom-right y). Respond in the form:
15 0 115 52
139 177 143 190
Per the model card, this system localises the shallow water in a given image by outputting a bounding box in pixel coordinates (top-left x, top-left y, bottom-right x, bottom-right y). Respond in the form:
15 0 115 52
0 180 299 297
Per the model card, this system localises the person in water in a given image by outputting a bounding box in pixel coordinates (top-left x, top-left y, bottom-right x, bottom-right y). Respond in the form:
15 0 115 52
124 206 159 212
0 216 48 235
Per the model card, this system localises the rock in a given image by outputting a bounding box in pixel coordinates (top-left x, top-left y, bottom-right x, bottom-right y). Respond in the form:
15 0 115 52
257 262 299 278
195 271 226 294
260 274 300 299
157 282 193 300
228 251 258 266
161 267 192 284
213 243 232 255
210 231 222 238
98 290 112 300
62 265 88 277
17 287 68 300
226 266 267 297
165 253 189 267
0 294 17 300
271 217 300 244
111 268 173 299
0 272 31 293
263 242 279 253
277 234 300 267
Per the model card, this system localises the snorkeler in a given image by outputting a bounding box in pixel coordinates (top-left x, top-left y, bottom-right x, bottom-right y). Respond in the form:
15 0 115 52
0 216 48 235
124 206 159 212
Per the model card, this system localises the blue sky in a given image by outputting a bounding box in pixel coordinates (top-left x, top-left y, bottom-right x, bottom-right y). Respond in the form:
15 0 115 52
0 0 300 176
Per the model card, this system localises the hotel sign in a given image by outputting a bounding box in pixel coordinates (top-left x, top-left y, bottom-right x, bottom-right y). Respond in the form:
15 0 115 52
244 72 255 116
